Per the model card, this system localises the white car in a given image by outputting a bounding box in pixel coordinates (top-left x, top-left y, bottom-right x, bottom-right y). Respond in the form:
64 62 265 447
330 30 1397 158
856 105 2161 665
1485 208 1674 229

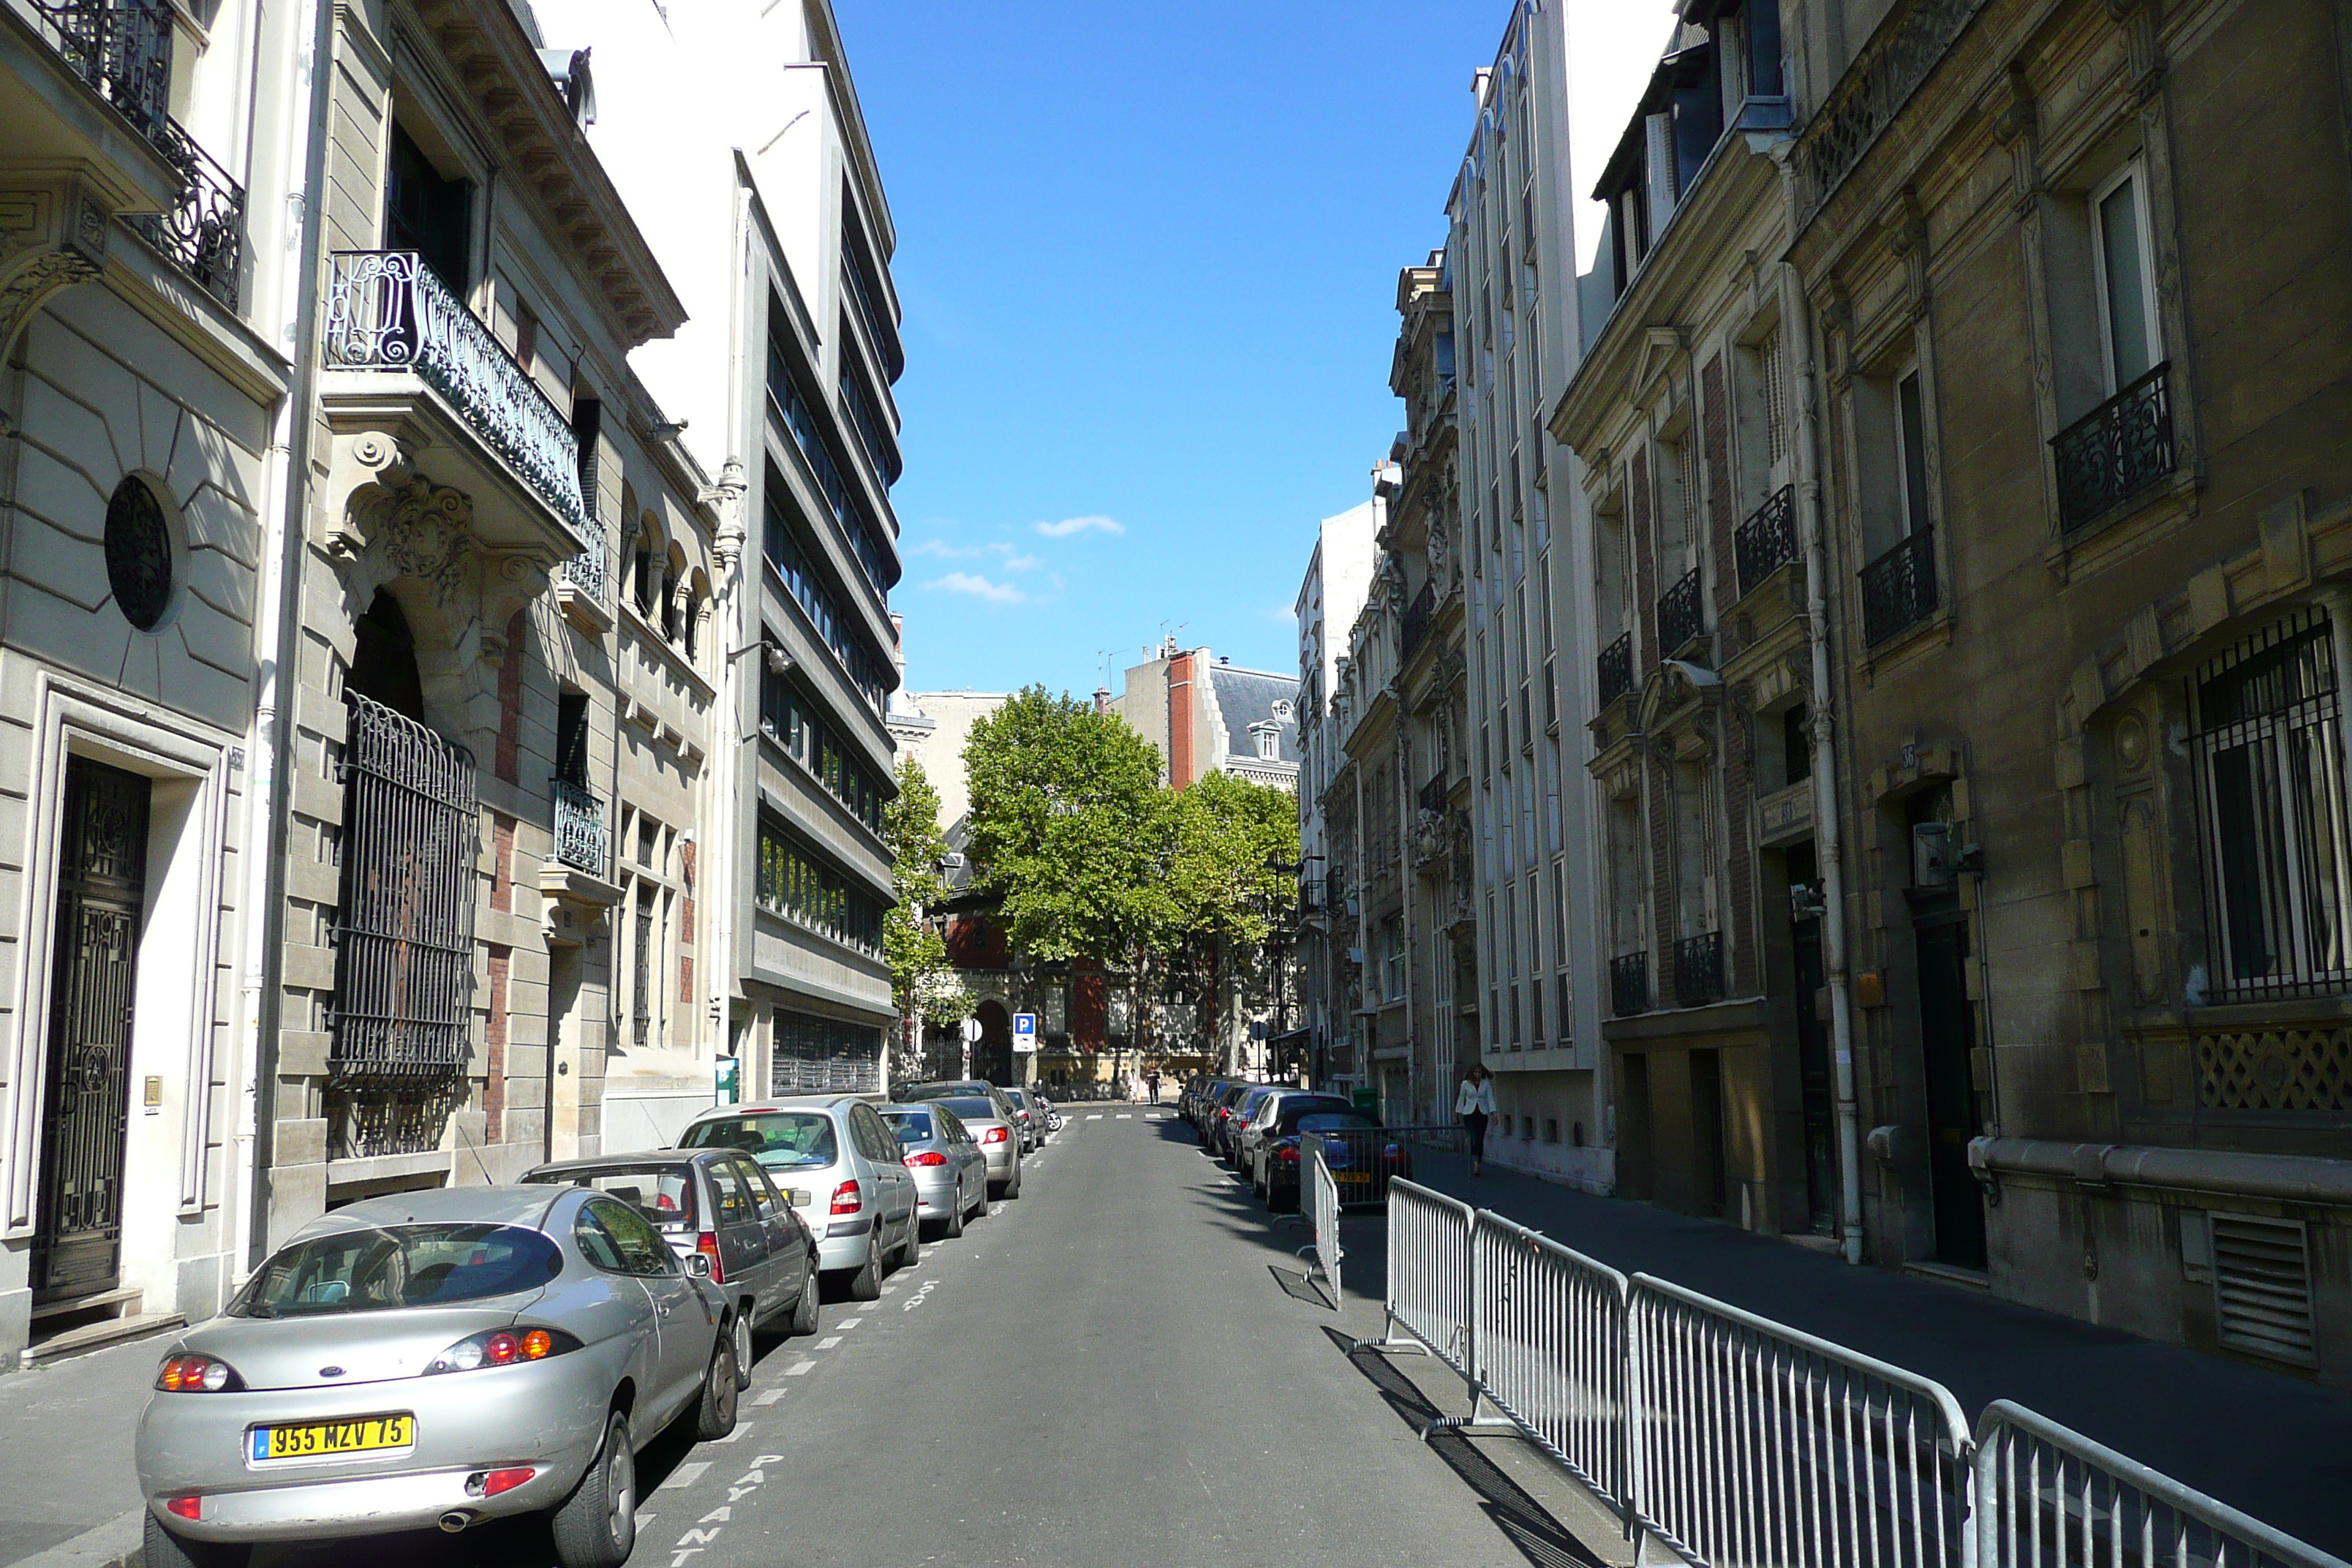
675 1097 921 1301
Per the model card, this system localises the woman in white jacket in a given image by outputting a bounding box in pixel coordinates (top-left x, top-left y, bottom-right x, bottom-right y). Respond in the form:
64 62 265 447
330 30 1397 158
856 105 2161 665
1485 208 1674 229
1455 1063 1496 1176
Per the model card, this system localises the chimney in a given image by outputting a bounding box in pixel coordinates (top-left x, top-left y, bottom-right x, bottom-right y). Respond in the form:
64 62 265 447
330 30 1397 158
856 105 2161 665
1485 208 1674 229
1093 685 1110 715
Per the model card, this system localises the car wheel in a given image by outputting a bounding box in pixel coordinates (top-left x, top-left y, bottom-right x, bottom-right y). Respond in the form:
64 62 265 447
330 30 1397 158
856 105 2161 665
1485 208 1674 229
940 1192 966 1238
731 1309 754 1391
695 1328 739 1440
844 1245 882 1301
1007 1162 1022 1201
790 1265 821 1335
900 1215 921 1266
551 1409 635 1568
142 1512 249 1568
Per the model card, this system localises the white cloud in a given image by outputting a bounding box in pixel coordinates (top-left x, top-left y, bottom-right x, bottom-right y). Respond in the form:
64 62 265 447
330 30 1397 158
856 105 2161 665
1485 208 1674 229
1263 603 1297 626
1035 514 1126 539
926 571 1028 606
1003 552 1043 572
908 539 1044 571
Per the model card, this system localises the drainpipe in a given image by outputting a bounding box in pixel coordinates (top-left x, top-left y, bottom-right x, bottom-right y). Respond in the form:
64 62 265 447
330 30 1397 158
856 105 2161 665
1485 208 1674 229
244 0 339 1272
1782 258 1864 1266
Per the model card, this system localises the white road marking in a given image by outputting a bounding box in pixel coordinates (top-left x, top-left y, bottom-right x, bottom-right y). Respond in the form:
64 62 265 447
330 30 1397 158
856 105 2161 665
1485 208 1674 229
837 1316 863 1331
900 1278 938 1311
815 1335 843 1349
879 1285 898 1295
658 1463 710 1490
1116 1114 1133 1120
1085 1114 1101 1120
753 1388 786 1406
786 1359 815 1375
709 1422 754 1444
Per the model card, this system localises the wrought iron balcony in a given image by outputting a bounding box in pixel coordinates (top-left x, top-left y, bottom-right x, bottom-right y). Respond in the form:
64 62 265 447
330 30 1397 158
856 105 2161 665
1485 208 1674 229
1610 951 1651 1018
1735 486 1798 598
1401 579 1436 660
561 532 609 604
325 251 587 529
1324 867 1348 913
1675 931 1725 1008
26 0 246 309
1417 771 1449 815
551 779 608 878
1860 527 1937 645
1597 630 1634 709
1658 567 1704 654
2051 362 2174 529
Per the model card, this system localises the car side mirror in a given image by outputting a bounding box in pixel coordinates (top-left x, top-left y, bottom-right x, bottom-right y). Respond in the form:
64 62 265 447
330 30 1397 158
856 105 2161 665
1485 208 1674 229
683 1253 712 1278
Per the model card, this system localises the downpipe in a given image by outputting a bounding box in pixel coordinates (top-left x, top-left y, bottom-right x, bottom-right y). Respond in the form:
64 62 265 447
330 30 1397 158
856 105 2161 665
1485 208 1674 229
1781 252 1865 1267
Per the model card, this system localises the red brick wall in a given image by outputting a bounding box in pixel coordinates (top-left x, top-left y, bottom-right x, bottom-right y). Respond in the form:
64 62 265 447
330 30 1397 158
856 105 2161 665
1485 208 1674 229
1169 651 1195 789
1074 967 1107 1048
681 953 693 1003
489 812 516 913
495 608 526 784
484 945 510 1142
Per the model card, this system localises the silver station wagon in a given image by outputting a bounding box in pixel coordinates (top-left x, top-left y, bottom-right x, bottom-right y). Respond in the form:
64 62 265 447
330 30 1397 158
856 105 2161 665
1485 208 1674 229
133 1184 739 1568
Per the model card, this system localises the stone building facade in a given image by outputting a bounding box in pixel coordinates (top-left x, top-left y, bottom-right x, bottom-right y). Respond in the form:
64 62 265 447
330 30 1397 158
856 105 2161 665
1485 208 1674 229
1295 500 1378 1090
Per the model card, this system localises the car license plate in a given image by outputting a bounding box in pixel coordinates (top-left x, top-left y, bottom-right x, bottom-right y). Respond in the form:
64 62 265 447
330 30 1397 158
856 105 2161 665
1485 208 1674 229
1335 1172 1373 1185
251 1414 414 1462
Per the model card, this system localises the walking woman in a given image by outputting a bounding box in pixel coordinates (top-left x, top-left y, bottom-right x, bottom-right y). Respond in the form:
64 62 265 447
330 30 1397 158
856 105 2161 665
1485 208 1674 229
1455 1062 1496 1177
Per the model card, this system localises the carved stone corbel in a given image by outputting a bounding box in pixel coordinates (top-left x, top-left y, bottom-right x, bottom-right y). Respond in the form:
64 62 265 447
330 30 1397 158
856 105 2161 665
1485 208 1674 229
0 181 111 362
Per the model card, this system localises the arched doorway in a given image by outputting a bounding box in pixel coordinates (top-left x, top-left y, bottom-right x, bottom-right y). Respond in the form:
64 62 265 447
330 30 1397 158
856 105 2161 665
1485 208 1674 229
974 998 1013 1087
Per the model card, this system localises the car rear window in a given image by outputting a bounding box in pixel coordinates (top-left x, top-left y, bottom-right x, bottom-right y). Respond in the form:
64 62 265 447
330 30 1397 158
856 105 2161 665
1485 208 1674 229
1277 1099 1357 1129
528 1166 697 1229
935 1096 997 1122
231 1224 562 1318
1297 1114 1382 1134
881 1109 935 1143
681 1112 840 1168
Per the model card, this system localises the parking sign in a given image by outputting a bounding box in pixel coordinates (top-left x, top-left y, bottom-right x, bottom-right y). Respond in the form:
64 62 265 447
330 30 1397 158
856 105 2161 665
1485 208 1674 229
1012 1012 1039 1052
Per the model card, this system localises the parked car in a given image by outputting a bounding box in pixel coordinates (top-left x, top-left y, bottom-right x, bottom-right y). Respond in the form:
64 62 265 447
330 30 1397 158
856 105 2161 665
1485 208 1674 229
1232 1090 1354 1179
522 1149 821 1382
878 1102 990 1237
1200 1080 1253 1148
135 1183 734 1568
1262 1112 1411 1210
892 1079 996 1102
676 1096 920 1301
900 1080 1025 1138
1001 1086 1044 1151
1214 1084 1282 1161
1182 1076 1226 1128
1248 1102 1386 1205
917 1093 1024 1199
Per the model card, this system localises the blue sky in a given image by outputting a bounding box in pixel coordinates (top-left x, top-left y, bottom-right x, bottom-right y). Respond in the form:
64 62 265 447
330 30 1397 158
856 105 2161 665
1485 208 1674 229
836 1 1520 701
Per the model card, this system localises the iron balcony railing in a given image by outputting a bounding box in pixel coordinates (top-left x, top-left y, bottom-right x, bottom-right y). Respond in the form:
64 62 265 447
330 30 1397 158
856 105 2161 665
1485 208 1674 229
28 0 246 309
324 252 587 532
1675 930 1725 1008
1658 567 1704 654
1610 951 1650 1017
1860 527 1937 644
1597 631 1634 709
551 779 608 878
1324 867 1348 913
1418 772 1449 815
1733 485 1798 598
1401 580 1437 660
2052 361 2174 529
562 528 610 605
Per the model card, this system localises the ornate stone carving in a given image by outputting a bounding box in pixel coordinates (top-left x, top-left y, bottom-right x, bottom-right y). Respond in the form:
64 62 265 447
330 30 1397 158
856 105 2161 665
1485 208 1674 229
0 181 110 361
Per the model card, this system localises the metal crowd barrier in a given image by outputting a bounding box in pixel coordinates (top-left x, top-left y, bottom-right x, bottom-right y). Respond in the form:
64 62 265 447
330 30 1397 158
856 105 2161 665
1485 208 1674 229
1296 1141 1344 1305
1343 1183 2348 1568
1627 1274 1972 1568
1972 1401 2345 1568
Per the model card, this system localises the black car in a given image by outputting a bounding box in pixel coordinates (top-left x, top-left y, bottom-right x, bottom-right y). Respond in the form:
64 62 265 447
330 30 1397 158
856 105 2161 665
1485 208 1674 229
1213 1084 1282 1161
523 1147 822 1385
1235 1092 1357 1187
1256 1110 1405 1210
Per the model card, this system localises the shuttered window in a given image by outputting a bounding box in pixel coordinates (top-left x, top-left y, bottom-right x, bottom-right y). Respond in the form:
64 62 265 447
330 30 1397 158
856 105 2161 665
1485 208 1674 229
2213 1214 2316 1366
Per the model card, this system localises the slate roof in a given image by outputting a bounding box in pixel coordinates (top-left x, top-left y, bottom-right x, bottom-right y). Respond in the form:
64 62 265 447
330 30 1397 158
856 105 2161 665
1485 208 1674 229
1206 663 1300 766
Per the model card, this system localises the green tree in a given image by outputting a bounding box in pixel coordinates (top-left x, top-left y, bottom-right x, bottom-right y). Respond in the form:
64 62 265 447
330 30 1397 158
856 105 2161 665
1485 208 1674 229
962 686 1177 965
1165 770 1301 954
884 756 968 1030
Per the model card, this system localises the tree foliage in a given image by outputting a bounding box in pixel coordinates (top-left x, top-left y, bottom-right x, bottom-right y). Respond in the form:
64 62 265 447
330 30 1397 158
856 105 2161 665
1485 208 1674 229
884 755 968 1025
1165 770 1300 954
962 687 1175 964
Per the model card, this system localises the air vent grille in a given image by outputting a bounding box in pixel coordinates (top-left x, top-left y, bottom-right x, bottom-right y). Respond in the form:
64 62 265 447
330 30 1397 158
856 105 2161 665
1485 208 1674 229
2212 1214 2316 1366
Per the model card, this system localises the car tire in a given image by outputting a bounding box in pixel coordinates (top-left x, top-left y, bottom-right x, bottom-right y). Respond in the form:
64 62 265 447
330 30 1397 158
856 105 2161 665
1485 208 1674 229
790 1265 821 1335
551 1409 635 1568
142 1512 249 1568
1006 1161 1022 1200
844 1245 882 1301
695 1330 739 1441
939 1193 966 1238
731 1309 754 1391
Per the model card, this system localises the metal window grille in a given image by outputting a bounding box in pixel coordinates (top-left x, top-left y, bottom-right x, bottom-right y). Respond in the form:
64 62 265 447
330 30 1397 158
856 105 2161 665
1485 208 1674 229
1598 631 1634 708
633 894 653 1047
2051 361 2175 529
328 694 478 1083
1735 485 1798 598
1763 331 1788 468
1611 951 1651 1017
1860 527 1938 644
1676 931 1726 1008
770 1011 883 1096
1658 568 1704 654
2191 613 2352 1003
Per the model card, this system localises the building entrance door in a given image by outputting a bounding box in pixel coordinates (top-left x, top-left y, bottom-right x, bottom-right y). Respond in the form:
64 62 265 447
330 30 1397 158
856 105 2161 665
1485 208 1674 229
1914 900 1986 1269
34 757 152 1305
1790 922 1837 1233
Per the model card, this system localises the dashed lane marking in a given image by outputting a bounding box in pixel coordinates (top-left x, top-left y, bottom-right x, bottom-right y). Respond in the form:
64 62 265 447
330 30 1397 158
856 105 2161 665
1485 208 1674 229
753 1388 786 1406
786 1360 815 1375
1085 1115 1101 1120
815 1335 843 1349
708 1422 754 1444
658 1463 710 1490
837 1316 863 1331
1116 1114 1133 1120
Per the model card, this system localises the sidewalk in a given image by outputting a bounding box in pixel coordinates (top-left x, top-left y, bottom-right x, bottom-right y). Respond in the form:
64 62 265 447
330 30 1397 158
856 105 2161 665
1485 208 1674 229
1401 1153 2352 1558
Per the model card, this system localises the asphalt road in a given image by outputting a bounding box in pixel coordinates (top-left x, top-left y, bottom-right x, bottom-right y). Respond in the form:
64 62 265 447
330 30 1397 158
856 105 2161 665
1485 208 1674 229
141 1110 1575 1568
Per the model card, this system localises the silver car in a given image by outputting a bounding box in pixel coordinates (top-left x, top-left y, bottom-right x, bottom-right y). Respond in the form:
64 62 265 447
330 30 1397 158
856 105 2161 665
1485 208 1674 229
133 1184 736 1568
918 1093 1024 1199
524 1149 822 1385
676 1096 920 1301
1001 1086 1045 1152
878 1103 989 1237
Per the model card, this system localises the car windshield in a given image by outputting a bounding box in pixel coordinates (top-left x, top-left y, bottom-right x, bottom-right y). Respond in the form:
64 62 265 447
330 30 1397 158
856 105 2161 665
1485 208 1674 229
680 1112 840 1168
900 1081 984 1101
1298 1114 1382 1134
230 1224 563 1319
935 1096 998 1123
527 1165 698 1228
881 1110 935 1144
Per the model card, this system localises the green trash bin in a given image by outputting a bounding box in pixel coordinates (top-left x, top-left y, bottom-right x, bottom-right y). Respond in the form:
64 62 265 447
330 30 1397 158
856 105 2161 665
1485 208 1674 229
1351 1087 1379 1116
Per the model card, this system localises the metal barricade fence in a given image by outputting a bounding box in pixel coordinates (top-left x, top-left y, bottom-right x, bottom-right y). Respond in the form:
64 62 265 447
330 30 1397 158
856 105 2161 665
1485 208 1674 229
1971 1401 2351 1568
1627 1275 1973 1568
1354 1177 1477 1381
1471 1210 1630 1507
1296 1140 1343 1305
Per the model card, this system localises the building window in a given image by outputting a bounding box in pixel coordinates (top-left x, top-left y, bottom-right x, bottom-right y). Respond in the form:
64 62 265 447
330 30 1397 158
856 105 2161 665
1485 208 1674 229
755 812 883 954
104 475 174 631
2192 613 2352 1003
2092 164 2159 396
384 123 470 292
1896 369 1931 537
1382 914 1405 1000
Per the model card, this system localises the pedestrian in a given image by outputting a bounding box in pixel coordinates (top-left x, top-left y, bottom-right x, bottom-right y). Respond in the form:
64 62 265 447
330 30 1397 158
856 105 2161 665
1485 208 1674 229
1145 1069 1160 1104
1455 1063 1496 1177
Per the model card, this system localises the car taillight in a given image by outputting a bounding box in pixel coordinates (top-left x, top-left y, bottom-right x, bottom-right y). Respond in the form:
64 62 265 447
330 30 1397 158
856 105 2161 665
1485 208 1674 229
467 1467 538 1498
1276 1145 1299 1163
167 1496 202 1520
156 1354 243 1392
904 1150 948 1166
696 1232 727 1284
981 1127 1009 1145
831 1180 863 1215
424 1327 580 1374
